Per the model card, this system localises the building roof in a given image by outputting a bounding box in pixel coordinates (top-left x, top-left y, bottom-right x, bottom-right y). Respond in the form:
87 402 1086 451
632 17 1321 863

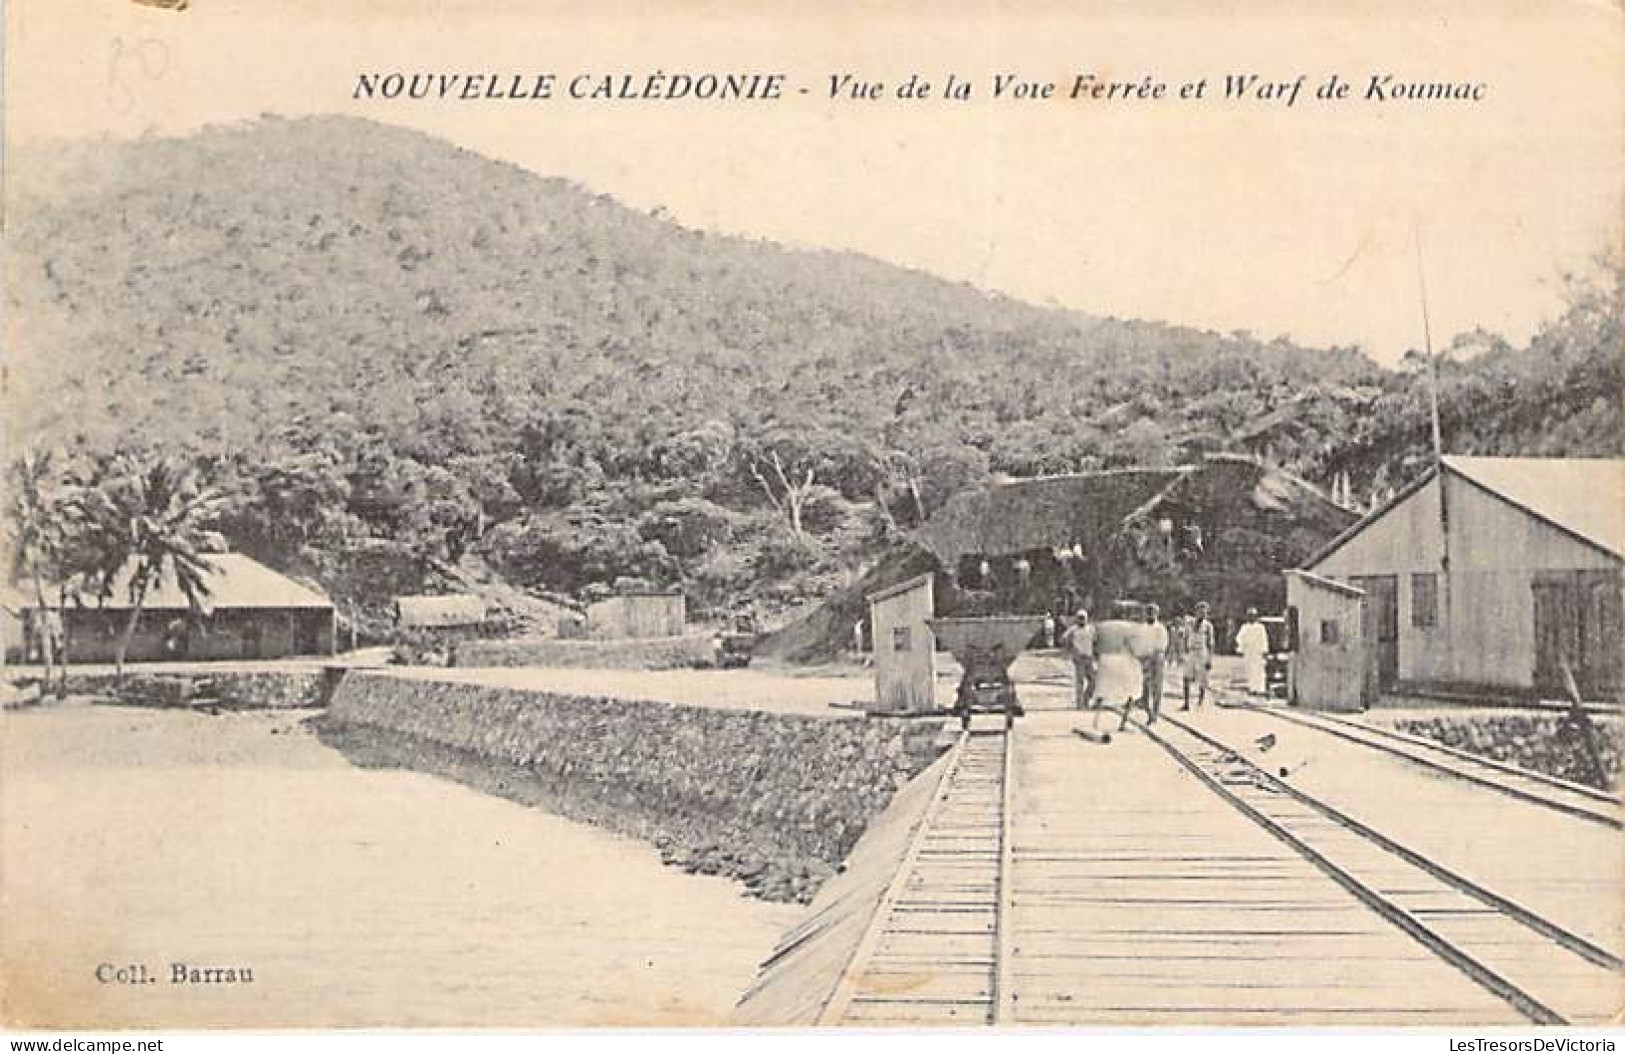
1446 456 1625 560
913 457 1354 565
68 553 332 611
396 593 487 628
586 591 683 606
1285 568 1366 597
913 467 1191 563
866 572 935 607
1307 456 1625 569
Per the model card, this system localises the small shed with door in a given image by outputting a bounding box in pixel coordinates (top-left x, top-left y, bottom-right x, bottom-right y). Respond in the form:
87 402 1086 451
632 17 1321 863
867 573 938 715
1290 456 1624 706
1284 570 1366 711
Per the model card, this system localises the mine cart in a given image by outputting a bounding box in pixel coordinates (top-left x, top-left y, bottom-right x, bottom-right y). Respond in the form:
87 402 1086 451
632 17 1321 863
929 615 1046 730
717 614 760 669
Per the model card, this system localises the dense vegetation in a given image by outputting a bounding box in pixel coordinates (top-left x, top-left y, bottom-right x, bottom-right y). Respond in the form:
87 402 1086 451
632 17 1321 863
7 116 1620 629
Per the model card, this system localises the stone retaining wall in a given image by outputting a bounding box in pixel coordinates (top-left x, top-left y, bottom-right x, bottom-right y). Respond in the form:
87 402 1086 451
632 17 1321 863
1372 711 1623 790
320 672 949 902
453 633 719 670
50 669 336 710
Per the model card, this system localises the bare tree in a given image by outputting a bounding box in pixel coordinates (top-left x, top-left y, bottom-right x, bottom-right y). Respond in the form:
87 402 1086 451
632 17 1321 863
748 449 819 539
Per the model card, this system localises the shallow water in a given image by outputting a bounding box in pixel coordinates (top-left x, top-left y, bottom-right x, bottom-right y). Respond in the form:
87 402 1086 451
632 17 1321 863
1 704 798 1028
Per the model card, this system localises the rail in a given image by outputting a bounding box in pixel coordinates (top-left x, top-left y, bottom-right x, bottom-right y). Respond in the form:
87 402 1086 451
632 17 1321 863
1231 703 1620 828
818 710 1618 1027
1144 711 1621 1025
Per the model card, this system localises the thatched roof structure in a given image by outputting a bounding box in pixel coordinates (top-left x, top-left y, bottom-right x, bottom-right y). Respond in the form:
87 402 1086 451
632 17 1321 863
915 467 1183 565
914 456 1351 567
758 456 1358 663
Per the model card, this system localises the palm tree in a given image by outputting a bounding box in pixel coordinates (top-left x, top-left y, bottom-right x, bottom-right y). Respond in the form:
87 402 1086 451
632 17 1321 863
5 449 72 699
80 455 233 685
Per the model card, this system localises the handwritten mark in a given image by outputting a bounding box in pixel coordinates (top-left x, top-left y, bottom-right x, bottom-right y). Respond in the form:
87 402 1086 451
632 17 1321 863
131 0 189 9
108 36 170 115
1324 228 1375 285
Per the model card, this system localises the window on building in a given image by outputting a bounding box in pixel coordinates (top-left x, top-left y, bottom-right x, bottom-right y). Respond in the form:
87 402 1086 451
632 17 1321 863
1320 619 1340 645
891 626 911 651
1412 573 1439 629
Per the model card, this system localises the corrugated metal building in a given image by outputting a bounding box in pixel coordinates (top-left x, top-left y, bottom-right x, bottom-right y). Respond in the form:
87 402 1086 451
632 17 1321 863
1289 456 1624 707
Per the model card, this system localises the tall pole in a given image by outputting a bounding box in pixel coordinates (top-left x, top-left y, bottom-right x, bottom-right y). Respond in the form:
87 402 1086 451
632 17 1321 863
1414 219 1449 575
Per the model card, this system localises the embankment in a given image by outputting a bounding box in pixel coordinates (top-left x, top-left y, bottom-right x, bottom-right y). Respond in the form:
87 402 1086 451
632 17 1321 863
318 671 948 902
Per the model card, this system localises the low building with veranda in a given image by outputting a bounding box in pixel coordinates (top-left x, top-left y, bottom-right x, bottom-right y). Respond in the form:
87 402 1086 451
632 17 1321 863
14 553 336 663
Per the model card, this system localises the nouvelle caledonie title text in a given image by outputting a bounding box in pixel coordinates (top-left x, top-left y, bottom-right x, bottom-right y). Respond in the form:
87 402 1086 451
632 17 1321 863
351 70 1489 107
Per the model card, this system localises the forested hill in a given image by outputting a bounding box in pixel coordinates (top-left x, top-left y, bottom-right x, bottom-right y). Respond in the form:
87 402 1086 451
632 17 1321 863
6 115 1619 624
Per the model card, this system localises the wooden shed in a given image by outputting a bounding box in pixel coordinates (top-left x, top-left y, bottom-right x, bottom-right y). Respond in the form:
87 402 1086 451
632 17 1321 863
1291 456 1624 706
756 457 1357 664
1284 570 1366 711
395 594 487 630
867 573 937 715
584 590 685 640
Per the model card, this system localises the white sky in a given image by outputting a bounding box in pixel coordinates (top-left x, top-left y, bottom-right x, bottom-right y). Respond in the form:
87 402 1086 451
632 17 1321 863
6 0 1622 364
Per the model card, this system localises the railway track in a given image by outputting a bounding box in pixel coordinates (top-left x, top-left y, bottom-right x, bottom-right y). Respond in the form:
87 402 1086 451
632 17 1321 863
817 712 1619 1026
1229 704 1620 829
1143 713 1623 1025
820 728 1013 1025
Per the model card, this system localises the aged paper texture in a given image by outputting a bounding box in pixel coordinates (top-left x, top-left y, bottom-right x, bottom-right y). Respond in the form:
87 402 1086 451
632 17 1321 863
3 0 1622 1031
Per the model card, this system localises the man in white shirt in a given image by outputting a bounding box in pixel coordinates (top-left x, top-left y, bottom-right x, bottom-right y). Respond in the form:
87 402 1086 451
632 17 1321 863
1095 605 1144 718
1059 609 1097 710
1182 601 1216 710
1236 608 1270 696
1132 603 1170 724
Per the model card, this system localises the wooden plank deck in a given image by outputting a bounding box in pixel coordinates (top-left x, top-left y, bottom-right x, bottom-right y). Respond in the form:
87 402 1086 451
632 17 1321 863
1003 715 1527 1025
743 706 1621 1027
828 730 1008 1026
733 748 956 1026
1149 715 1623 1024
1183 704 1625 961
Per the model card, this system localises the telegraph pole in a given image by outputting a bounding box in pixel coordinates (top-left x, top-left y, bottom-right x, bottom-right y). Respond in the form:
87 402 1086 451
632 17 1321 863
1414 219 1449 574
